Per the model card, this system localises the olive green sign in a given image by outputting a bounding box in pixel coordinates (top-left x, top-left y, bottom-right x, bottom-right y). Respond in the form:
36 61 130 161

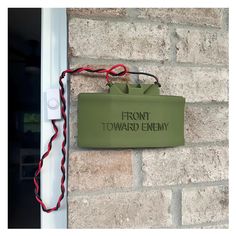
77 83 185 148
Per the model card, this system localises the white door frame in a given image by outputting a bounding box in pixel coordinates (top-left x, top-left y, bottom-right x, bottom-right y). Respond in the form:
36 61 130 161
40 8 68 228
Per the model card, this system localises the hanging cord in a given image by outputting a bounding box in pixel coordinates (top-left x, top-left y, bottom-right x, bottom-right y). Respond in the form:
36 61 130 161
34 64 161 213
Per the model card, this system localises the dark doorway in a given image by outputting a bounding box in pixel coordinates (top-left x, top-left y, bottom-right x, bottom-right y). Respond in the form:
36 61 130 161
8 8 41 228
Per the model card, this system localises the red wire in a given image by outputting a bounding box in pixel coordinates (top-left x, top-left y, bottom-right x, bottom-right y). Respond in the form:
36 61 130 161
34 64 128 213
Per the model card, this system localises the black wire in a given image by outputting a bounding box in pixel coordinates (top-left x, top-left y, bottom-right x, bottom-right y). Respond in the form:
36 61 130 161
70 68 161 87
127 71 161 87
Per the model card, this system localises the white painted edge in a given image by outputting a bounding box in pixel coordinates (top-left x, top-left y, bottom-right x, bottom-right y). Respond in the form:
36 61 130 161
40 8 68 228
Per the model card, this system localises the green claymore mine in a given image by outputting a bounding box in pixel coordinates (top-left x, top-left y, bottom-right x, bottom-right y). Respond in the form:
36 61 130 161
77 83 185 148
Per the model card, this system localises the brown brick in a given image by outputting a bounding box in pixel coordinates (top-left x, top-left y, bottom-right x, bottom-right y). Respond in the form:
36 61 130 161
68 150 133 192
176 28 228 65
69 18 170 61
197 223 228 229
185 104 228 143
68 190 172 228
142 145 228 187
69 101 77 147
138 65 228 102
67 8 127 18
137 8 224 28
182 186 229 225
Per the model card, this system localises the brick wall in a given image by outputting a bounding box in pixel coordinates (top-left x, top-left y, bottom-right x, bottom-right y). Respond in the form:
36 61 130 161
67 8 229 228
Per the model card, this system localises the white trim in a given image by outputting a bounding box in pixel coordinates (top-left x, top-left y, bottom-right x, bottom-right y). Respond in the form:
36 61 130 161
40 8 68 228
